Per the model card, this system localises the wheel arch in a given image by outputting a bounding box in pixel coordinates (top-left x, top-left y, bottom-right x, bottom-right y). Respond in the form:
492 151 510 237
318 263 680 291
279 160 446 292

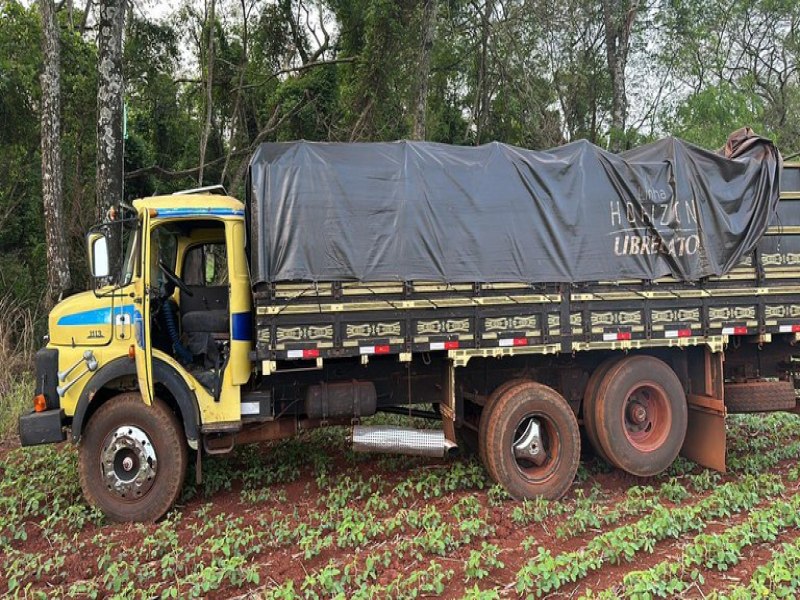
71 356 200 445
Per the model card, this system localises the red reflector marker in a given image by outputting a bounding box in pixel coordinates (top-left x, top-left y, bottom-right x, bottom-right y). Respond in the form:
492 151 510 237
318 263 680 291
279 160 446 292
303 348 320 359
374 345 391 354
444 340 460 350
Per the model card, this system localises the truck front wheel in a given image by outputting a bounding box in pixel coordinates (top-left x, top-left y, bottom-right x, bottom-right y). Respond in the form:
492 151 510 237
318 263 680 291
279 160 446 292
484 381 580 500
594 355 687 477
79 393 187 522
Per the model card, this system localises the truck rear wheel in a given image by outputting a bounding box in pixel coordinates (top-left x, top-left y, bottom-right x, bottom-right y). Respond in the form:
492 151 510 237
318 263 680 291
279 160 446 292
478 378 530 470
79 393 187 523
483 381 580 500
594 356 687 477
582 358 620 463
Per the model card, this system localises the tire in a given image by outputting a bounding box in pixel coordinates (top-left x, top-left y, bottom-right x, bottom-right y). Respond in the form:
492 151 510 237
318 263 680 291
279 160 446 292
582 358 620 463
478 378 531 473
484 381 580 500
594 355 687 477
724 381 797 413
79 393 188 523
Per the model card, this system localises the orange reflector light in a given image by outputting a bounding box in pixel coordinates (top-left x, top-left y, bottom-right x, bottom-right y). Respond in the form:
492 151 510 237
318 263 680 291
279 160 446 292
148 208 158 218
128 344 136 359
33 394 46 413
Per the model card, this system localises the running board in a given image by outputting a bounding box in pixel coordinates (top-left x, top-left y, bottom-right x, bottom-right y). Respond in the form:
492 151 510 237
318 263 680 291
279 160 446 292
351 425 458 458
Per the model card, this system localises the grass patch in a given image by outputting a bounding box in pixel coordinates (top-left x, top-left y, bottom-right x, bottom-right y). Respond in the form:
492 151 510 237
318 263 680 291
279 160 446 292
0 374 32 441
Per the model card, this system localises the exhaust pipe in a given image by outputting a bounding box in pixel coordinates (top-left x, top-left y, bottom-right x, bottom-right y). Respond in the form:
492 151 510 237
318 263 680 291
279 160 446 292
352 425 458 458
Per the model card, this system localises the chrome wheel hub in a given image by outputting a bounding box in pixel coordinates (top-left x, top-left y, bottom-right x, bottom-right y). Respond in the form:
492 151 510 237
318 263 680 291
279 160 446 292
101 425 157 499
513 417 546 466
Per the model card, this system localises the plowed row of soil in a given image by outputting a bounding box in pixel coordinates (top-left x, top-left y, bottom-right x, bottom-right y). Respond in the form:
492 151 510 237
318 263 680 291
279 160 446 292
2 411 800 599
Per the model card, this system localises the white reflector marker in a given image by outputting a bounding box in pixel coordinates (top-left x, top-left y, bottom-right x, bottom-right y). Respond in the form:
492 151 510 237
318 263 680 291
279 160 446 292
779 324 800 333
241 401 260 415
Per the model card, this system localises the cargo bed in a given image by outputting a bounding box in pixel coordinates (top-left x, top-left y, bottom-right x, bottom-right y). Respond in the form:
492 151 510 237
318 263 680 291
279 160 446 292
254 163 800 363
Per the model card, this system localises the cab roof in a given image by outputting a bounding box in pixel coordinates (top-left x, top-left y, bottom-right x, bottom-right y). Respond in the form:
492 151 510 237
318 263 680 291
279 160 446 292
132 194 244 215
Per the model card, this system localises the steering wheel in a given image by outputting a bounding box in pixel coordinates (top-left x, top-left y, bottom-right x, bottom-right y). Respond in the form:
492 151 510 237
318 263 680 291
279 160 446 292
159 261 194 297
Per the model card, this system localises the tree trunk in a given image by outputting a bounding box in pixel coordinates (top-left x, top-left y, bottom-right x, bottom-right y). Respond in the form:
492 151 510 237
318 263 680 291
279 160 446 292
411 0 437 141
469 0 493 145
221 0 248 187
96 0 125 220
198 0 216 186
602 0 639 152
39 0 71 304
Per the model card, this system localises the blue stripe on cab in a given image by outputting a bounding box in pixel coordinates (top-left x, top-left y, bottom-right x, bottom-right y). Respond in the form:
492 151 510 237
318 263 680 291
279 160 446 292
58 305 136 326
155 208 244 218
58 307 112 326
231 312 252 341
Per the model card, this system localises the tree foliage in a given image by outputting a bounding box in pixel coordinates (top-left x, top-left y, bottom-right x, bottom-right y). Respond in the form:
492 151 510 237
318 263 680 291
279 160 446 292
0 0 799 321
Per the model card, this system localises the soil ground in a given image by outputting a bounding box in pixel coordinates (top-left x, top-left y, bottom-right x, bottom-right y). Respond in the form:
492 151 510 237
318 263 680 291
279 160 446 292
2 411 800 598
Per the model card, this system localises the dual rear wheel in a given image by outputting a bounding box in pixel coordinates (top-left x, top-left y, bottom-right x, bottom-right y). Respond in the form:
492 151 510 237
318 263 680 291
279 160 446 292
583 355 687 476
477 355 687 499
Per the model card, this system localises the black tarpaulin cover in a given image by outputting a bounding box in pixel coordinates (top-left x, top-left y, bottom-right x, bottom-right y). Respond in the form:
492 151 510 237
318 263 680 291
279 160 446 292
247 128 781 284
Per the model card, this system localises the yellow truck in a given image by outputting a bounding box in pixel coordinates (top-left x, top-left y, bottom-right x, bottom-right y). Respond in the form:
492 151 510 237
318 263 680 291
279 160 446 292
18 134 800 522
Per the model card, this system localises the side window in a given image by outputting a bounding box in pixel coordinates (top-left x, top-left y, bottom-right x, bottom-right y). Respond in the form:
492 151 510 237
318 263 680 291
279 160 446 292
151 226 177 286
183 244 228 286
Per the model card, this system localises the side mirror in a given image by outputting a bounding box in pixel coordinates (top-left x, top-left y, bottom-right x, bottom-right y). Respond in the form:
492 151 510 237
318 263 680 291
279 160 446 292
89 233 110 278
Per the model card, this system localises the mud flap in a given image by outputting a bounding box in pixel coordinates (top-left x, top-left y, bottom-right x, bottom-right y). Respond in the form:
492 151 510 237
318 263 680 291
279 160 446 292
681 347 727 472
682 395 726 472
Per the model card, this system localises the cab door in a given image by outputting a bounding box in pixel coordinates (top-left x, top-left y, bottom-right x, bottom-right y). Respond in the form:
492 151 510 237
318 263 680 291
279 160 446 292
227 220 252 385
133 211 155 405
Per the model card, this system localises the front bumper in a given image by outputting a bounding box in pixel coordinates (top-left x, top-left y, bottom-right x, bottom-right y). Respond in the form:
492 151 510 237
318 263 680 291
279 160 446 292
18 409 66 446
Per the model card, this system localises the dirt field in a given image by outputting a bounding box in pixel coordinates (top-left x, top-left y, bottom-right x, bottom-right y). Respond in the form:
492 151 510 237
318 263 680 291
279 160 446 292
3 411 800 599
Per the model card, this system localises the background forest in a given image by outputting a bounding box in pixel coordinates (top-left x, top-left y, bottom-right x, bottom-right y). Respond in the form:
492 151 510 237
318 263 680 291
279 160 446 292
1 0 799 395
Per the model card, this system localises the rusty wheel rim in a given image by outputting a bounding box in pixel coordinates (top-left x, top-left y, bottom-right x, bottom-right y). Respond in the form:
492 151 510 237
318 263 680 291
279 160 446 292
512 413 560 482
621 382 671 452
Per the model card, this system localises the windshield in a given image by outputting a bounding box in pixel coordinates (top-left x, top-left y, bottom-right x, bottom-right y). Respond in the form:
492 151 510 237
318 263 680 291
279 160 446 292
120 226 139 286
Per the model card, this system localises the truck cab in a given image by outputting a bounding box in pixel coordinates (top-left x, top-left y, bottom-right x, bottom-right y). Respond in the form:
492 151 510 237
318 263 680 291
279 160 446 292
19 191 254 521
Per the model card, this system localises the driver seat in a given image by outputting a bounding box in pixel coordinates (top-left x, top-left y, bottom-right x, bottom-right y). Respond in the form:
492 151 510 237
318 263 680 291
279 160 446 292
181 284 229 337
182 310 229 335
